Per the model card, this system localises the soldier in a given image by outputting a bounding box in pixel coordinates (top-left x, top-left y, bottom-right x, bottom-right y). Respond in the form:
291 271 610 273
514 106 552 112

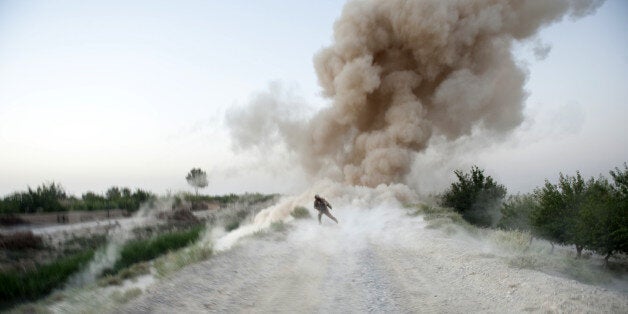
314 194 338 225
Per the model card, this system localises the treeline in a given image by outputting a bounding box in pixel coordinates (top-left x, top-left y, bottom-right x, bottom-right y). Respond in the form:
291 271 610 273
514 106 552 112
181 192 277 205
0 183 153 214
441 164 627 262
0 183 279 215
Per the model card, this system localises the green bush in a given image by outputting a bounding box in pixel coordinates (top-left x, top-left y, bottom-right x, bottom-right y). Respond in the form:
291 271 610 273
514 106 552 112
0 182 66 214
0 250 94 307
0 184 154 214
108 225 204 275
0 187 275 214
441 166 506 227
291 206 311 219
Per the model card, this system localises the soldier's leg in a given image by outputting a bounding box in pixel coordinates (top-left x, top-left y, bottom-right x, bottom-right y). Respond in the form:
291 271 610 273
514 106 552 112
318 211 323 224
323 211 338 224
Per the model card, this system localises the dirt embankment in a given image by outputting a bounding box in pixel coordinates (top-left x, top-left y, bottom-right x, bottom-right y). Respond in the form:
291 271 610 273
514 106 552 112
0 209 129 228
122 207 628 313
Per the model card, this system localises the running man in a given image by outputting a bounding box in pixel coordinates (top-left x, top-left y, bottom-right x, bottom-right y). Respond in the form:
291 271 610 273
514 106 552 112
314 194 338 225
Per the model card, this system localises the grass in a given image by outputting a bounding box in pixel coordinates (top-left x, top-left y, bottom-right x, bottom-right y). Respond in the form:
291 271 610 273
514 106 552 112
105 225 205 276
410 203 622 287
110 288 142 304
489 229 532 253
98 262 151 286
270 221 288 232
487 224 623 287
154 243 213 278
290 206 311 219
224 208 250 232
507 251 615 285
0 249 94 308
408 203 477 235
250 221 290 240
0 192 275 310
224 220 240 232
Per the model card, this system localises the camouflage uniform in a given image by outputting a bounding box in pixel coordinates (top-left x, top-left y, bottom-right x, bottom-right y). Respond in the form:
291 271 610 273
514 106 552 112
314 195 338 224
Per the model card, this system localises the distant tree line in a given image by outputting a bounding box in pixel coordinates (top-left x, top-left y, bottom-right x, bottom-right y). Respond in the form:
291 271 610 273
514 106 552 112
182 192 276 204
0 183 153 214
442 164 627 262
0 182 278 215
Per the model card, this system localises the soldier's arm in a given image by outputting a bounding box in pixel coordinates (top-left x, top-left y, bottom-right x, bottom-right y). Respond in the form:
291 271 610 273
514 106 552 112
325 199 332 209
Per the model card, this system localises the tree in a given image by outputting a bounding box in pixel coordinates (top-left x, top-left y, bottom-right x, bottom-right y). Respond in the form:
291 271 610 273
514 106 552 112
106 187 122 200
441 166 507 227
186 168 208 196
606 164 628 259
105 187 123 218
25 182 66 213
578 165 628 262
498 193 536 233
531 172 587 256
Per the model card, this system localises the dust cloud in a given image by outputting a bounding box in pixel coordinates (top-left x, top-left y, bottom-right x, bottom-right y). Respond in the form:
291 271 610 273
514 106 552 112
68 199 172 286
214 179 417 250
227 0 603 188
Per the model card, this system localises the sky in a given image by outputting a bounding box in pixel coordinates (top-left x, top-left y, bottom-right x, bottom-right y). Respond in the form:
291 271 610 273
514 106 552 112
0 0 626 197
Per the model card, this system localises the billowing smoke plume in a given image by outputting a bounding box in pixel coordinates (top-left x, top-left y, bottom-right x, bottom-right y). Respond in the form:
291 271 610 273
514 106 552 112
228 0 603 187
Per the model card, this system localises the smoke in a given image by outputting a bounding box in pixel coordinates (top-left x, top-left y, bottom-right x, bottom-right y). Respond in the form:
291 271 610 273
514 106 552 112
227 0 603 188
532 39 552 60
68 199 172 286
213 179 417 250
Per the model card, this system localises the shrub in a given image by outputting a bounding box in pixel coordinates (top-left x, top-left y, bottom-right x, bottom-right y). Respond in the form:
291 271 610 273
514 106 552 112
291 206 311 219
0 182 66 214
0 184 154 214
108 225 204 275
441 166 506 227
0 250 94 307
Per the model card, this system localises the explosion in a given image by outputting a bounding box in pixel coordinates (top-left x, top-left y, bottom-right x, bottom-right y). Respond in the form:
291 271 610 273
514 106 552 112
228 0 602 188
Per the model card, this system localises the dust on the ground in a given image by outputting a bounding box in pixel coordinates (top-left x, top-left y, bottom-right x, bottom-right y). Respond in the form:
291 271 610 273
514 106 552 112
121 204 628 313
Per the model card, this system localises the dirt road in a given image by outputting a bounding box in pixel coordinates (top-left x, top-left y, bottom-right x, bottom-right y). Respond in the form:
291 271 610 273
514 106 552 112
122 207 627 313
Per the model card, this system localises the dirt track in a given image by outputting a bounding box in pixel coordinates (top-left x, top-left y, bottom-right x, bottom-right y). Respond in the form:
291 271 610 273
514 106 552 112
122 208 627 313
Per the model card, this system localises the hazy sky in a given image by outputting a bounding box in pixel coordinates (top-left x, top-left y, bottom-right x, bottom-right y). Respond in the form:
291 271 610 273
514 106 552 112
0 0 626 196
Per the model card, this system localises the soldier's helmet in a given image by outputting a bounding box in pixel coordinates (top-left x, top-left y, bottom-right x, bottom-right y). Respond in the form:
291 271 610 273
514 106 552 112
315 194 320 199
